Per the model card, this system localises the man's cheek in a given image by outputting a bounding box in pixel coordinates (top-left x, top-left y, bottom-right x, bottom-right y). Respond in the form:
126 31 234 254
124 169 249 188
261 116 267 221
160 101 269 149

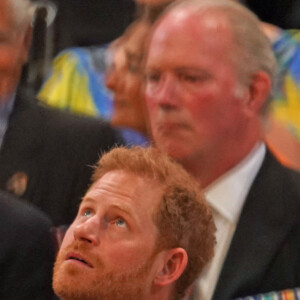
59 229 74 250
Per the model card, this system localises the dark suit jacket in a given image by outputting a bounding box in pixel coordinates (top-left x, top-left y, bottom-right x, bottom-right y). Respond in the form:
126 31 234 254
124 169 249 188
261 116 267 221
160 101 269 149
0 93 123 225
212 150 300 299
0 190 55 300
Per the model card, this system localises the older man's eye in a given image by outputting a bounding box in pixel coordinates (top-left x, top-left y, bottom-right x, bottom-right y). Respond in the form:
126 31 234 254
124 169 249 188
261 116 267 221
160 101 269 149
179 71 212 84
145 72 160 83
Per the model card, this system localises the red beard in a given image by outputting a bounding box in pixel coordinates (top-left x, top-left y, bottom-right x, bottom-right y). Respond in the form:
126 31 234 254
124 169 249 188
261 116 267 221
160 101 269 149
53 241 156 300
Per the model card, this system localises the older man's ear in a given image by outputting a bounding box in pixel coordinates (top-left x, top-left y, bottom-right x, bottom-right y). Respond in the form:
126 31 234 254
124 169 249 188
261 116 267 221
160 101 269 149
244 71 272 116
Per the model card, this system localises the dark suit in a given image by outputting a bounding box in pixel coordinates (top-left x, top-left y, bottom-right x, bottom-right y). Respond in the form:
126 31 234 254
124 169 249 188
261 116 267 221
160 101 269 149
0 190 55 300
0 93 123 225
212 150 300 299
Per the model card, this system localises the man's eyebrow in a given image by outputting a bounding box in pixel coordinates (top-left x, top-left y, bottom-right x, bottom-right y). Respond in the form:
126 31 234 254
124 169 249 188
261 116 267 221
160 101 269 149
80 197 96 206
80 198 133 215
175 67 209 73
175 67 212 78
109 203 134 216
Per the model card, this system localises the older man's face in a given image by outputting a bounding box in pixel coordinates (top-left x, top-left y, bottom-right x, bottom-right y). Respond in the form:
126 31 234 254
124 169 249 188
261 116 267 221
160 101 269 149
53 170 163 300
145 10 249 169
0 0 30 102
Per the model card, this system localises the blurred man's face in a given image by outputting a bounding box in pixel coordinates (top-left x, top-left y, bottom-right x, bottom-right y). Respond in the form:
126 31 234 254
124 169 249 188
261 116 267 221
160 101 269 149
145 10 248 169
53 170 163 300
0 0 31 102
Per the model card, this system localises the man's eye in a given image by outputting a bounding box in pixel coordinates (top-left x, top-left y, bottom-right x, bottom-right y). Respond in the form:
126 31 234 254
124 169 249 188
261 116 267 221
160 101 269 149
145 72 160 83
83 209 92 217
182 75 201 82
180 72 211 83
115 218 127 228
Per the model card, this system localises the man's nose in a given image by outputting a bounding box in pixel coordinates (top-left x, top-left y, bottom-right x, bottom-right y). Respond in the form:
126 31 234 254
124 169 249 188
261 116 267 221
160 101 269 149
147 75 180 110
73 217 101 246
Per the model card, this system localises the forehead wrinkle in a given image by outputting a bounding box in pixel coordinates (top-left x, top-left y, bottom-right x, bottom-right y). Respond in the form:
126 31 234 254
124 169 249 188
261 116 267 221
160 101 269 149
85 178 158 214
84 184 140 207
82 195 133 214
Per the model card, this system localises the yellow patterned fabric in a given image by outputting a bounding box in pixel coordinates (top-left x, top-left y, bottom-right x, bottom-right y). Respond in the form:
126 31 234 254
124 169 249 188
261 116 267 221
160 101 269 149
38 47 112 119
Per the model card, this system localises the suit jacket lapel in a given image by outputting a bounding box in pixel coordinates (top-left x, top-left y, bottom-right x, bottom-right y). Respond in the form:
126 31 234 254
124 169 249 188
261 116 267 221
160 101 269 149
212 151 296 300
0 95 45 197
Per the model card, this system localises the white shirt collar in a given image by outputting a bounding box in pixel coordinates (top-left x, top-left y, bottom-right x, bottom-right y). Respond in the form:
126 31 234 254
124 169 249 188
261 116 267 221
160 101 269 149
0 94 15 149
204 143 266 224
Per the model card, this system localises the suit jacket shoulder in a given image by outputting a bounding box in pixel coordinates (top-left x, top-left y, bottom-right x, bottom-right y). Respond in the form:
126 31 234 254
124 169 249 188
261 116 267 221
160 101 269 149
213 150 300 300
0 95 124 225
0 190 55 300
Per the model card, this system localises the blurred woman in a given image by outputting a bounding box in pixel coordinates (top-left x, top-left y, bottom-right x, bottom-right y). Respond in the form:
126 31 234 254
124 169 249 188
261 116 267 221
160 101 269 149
105 20 151 136
104 3 171 141
39 3 170 145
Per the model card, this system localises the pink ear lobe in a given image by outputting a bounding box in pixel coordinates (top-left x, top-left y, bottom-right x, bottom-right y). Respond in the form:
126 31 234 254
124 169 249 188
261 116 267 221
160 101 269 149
248 71 272 114
154 248 188 287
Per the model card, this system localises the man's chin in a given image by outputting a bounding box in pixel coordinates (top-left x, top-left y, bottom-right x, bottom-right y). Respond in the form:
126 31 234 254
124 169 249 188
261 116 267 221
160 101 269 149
156 139 192 161
53 262 92 300
53 274 92 300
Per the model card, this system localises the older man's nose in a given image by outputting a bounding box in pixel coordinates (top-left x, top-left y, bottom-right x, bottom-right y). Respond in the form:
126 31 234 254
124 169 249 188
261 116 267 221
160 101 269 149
147 75 181 110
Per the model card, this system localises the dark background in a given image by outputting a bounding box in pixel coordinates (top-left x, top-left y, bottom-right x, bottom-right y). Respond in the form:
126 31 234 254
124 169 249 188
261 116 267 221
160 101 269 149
244 0 300 29
50 0 136 54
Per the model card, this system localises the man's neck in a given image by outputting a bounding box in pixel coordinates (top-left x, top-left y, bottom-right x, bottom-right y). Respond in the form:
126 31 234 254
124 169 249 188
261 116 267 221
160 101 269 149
147 285 179 300
182 137 263 188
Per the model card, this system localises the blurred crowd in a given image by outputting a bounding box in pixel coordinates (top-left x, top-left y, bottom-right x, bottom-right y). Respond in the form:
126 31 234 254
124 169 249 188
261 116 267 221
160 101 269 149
0 0 299 299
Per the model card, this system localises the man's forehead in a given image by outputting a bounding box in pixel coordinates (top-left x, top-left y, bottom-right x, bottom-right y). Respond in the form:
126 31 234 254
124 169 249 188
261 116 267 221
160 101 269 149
147 8 234 66
86 170 163 207
91 170 148 191
155 6 231 37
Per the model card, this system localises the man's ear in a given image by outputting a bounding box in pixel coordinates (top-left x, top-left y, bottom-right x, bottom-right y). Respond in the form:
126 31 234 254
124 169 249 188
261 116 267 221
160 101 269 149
20 25 33 65
244 71 272 116
154 248 188 287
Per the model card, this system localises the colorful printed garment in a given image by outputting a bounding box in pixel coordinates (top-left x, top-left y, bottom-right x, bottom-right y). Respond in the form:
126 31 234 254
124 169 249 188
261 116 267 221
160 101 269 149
38 46 149 146
234 288 300 300
38 46 113 120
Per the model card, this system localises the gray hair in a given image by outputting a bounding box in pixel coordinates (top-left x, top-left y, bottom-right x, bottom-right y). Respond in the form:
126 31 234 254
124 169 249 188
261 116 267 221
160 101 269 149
9 0 35 30
162 0 277 113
